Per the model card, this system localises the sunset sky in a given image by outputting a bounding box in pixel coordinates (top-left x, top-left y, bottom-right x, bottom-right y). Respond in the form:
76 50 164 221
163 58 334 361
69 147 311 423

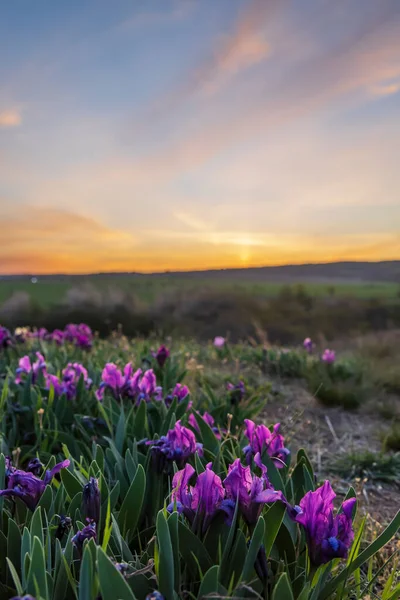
1 0 400 274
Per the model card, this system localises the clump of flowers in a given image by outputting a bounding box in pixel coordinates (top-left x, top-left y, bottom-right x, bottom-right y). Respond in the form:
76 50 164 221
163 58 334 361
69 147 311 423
303 337 313 352
295 480 356 565
243 419 290 468
147 420 203 471
152 345 170 367
14 327 30 343
50 329 65 345
0 325 13 349
15 352 47 384
0 458 70 510
64 323 93 349
95 363 162 403
31 327 49 340
322 349 336 364
167 463 233 533
224 453 300 526
188 410 222 439
44 362 92 400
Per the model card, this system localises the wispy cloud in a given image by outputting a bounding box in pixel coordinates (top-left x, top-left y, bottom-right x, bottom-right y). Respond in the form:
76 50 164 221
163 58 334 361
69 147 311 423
370 80 400 96
0 108 21 128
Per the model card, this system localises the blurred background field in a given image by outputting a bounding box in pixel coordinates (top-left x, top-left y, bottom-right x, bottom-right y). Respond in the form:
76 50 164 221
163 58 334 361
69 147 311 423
0 275 399 307
0 263 400 344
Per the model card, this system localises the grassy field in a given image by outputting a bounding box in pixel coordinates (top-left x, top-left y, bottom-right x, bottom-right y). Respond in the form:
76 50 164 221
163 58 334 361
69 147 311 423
0 275 398 307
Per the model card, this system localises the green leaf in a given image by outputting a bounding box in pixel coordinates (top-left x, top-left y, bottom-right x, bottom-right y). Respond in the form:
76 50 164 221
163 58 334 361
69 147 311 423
193 412 219 454
97 546 137 600
167 512 180 593
133 400 147 440
6 558 23 596
118 464 145 541
27 536 48 599
178 521 212 577
7 519 21 576
115 407 126 454
241 516 265 582
156 511 175 600
197 565 219 599
20 527 31 585
320 509 400 599
61 468 83 499
79 545 93 600
30 506 44 547
272 573 294 600
264 502 286 557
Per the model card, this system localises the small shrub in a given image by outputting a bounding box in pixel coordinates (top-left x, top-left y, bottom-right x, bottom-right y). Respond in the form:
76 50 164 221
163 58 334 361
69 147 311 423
330 450 400 483
383 423 400 451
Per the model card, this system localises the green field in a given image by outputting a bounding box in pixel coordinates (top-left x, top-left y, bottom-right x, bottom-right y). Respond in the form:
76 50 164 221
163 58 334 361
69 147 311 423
0 276 398 307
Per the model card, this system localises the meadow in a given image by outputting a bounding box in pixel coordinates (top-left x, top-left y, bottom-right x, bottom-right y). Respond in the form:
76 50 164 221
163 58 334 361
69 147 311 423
0 324 399 599
0 276 398 308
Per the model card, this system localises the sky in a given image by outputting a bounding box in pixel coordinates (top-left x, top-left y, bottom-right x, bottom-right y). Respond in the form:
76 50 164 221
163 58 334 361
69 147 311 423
0 0 400 274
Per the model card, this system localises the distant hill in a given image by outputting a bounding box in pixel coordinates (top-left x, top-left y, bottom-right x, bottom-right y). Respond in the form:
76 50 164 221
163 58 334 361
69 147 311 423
1 261 400 283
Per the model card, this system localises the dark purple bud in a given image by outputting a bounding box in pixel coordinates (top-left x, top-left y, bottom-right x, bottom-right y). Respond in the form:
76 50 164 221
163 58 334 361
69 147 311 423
56 515 72 540
26 458 44 477
82 477 100 524
0 326 13 349
72 522 97 556
153 345 170 367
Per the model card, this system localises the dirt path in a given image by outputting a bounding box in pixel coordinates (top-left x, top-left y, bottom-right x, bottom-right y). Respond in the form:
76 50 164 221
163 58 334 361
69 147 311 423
261 380 400 524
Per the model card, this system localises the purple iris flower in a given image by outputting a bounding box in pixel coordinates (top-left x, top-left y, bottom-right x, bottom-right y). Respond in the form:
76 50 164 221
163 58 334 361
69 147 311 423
0 459 70 510
10 596 36 600
51 329 65 345
224 454 296 526
303 338 313 352
82 477 100 524
44 374 64 396
213 336 225 348
26 458 44 476
96 364 161 403
168 463 233 533
59 362 92 399
152 345 170 367
322 349 336 364
188 411 222 439
0 325 13 349
64 323 93 349
72 521 97 556
227 381 246 404
295 480 356 566
164 383 190 407
145 592 165 600
147 421 203 471
243 419 290 468
5 456 15 484
15 352 47 384
95 362 131 401
32 327 49 340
